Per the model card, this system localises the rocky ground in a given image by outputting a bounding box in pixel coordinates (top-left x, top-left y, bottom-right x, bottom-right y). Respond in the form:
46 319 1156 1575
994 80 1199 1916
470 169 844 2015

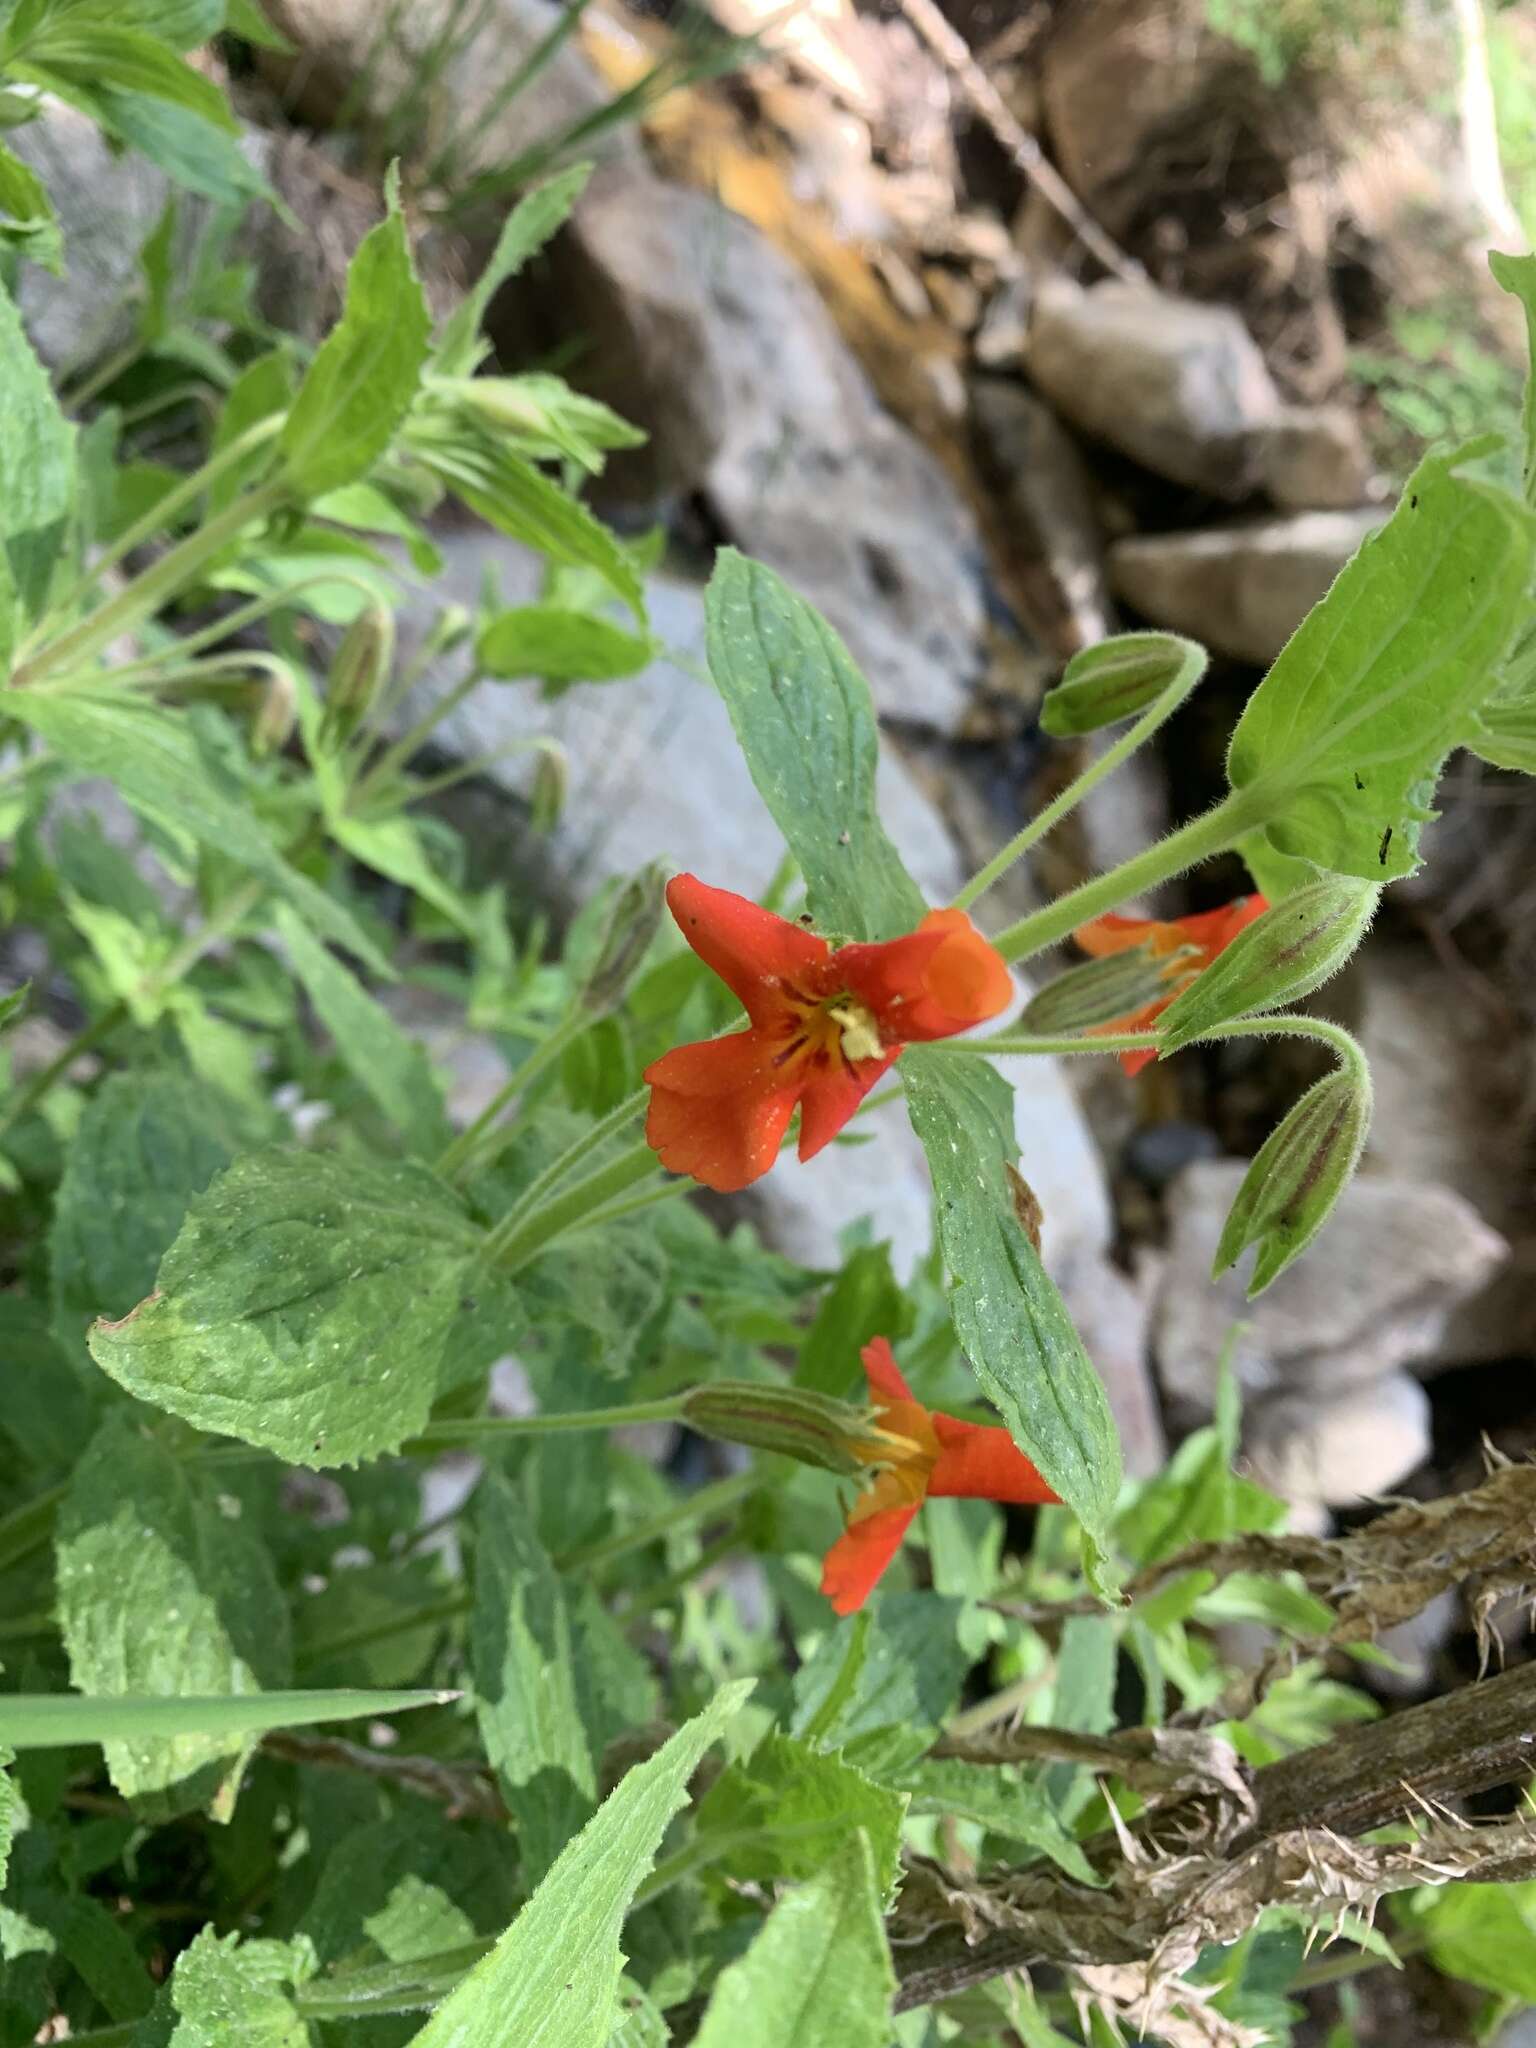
19 0 1536 1853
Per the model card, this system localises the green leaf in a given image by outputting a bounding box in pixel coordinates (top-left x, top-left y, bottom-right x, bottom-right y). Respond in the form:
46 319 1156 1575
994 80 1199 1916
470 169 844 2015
471 1471 595 1886
225 0 294 50
0 1749 16 1890
412 425 643 622
891 1759 1098 1883
795 1242 910 1397
88 1146 483 1465
0 139 60 271
0 980 28 1030
21 1889 155 2022
0 276 74 620
791 1592 969 1772
162 1929 313 2047
0 1688 448 1750
695 1732 906 1902
1491 250 1536 507
703 550 926 942
901 1049 1122 1551
1417 1880 1536 2002
20 26 236 131
301 1808 515 1969
330 813 477 935
1228 445 1536 881
5 692 390 974
521 1219 667 1380
88 90 268 205
477 603 654 686
273 905 449 1159
280 167 431 501
64 0 226 51
691 1831 894 2048
55 1417 290 1809
435 163 593 377
407 1680 752 2048
51 1070 253 1328
209 349 294 512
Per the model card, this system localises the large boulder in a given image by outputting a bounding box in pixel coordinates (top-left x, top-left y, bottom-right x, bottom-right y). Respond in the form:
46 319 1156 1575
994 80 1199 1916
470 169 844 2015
1246 1371 1431 1512
969 377 1113 652
1153 1160 1509 1416
1022 277 1282 499
1107 509 1383 665
6 105 170 375
1252 405 1375 511
1040 0 1256 238
519 163 985 732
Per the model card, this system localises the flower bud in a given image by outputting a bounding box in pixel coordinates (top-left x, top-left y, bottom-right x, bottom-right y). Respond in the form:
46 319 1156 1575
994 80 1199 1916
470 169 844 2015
1157 878 1378 1054
577 861 667 1015
680 1381 891 1476
1041 632 1207 737
321 603 394 747
252 665 298 756
1021 944 1196 1034
529 743 568 836
1214 1060 1373 1294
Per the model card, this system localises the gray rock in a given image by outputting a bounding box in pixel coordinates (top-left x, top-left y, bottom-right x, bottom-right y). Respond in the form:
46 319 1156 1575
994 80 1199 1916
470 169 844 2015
1108 509 1384 666
1252 405 1375 511
973 275 1032 368
8 104 170 375
535 163 985 731
1040 0 1252 237
1246 1372 1431 1510
970 378 1113 650
1154 1160 1509 1414
1023 278 1281 499
259 0 628 181
397 531 962 909
1359 943 1536 1361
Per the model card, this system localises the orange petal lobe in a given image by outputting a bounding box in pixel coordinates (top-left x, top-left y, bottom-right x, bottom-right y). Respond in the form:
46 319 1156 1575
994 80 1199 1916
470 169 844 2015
664 873 827 1027
796 1052 897 1161
820 1503 918 1615
859 1336 914 1404
643 1032 799 1192
928 1415 1061 1505
837 909 1011 1044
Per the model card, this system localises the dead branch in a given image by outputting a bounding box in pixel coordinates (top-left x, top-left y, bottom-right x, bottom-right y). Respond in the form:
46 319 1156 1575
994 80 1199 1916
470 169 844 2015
262 1730 507 1825
889 0 1145 286
888 1658 1536 2012
990 1457 1536 1659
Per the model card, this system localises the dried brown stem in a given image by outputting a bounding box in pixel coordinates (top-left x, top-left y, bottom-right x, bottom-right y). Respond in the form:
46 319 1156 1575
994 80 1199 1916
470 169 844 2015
262 1730 507 1824
888 1659 1536 2012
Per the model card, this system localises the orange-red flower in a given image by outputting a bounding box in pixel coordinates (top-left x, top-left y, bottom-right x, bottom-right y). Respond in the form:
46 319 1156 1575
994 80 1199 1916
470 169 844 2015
1074 896 1268 1076
819 1339 1059 1615
643 875 1012 1193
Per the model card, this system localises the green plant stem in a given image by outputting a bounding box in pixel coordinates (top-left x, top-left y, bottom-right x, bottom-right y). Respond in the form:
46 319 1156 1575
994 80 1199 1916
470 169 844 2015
556 1470 758 1576
116 571 388 672
573 1173 690 1232
293 1591 473 1675
617 1531 736 1614
960 1013 1365 1076
40 416 285 630
485 1135 663 1270
434 1010 590 1178
351 665 484 806
0 1484 64 1577
17 477 290 686
399 1397 687 1453
990 793 1259 966
952 643 1208 914
0 870 270 1138
950 1028 1158 1059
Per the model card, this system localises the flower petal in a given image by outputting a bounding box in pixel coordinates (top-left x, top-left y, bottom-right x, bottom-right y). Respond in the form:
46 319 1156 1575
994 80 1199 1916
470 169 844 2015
819 1503 918 1615
928 1415 1061 1505
643 1031 800 1192
796 1051 897 1161
665 874 828 1027
1074 912 1161 960
836 910 1011 1045
859 1336 913 1404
